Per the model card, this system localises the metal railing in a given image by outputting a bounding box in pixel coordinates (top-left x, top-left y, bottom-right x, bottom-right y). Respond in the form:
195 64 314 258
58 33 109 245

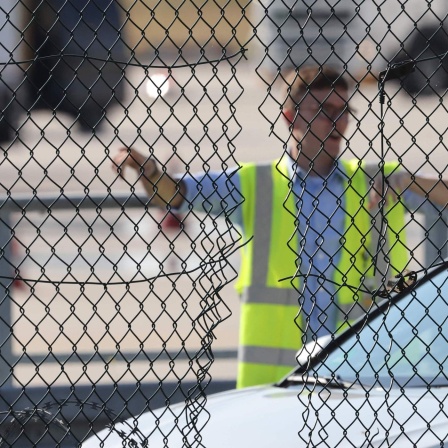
1 191 446 387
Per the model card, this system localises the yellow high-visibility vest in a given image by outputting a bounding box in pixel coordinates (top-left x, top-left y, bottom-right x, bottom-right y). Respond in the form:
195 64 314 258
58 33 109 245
235 157 407 389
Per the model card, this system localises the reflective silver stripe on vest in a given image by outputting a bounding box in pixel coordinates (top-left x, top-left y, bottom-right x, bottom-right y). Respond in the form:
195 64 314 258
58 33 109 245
242 284 298 306
242 163 298 307
362 162 392 282
251 164 273 287
338 301 370 323
239 345 298 367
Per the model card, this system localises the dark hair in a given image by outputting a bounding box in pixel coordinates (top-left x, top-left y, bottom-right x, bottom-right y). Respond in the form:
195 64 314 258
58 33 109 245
284 66 349 109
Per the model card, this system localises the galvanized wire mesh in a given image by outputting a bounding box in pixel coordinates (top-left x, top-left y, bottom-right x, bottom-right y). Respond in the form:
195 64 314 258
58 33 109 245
0 0 446 446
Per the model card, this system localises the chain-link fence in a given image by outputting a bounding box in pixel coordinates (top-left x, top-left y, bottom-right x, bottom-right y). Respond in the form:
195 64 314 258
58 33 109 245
0 0 447 446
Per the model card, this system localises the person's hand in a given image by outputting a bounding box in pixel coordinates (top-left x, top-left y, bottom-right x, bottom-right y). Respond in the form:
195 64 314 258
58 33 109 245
111 147 184 207
112 147 157 179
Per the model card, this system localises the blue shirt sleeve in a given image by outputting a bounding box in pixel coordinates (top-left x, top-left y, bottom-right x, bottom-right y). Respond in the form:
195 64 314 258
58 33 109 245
176 168 244 227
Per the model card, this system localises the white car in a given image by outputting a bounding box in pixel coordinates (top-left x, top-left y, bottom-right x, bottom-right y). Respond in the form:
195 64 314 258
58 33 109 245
83 260 448 447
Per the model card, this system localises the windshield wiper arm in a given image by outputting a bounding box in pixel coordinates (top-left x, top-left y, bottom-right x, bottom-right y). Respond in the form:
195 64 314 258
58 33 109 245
282 373 357 389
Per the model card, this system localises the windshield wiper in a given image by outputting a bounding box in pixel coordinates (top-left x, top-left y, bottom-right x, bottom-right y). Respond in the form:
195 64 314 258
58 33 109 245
282 373 357 389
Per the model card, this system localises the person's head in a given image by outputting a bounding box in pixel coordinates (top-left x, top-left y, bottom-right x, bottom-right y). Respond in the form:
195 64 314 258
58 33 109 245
283 66 352 174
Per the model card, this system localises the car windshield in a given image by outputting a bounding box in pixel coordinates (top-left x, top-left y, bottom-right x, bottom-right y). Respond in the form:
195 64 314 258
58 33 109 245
307 266 448 388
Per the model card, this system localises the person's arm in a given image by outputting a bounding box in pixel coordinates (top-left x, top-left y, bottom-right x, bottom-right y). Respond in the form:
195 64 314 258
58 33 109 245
372 170 447 208
112 147 186 208
401 172 447 207
112 147 244 224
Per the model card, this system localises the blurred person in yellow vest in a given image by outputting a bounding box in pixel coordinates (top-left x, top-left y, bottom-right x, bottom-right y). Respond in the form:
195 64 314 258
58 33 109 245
112 65 448 389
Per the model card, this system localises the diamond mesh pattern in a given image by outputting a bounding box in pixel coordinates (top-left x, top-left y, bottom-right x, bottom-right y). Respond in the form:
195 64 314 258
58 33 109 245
0 0 446 446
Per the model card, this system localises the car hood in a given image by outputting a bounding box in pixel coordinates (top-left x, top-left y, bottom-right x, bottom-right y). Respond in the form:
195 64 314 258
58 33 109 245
83 384 448 447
